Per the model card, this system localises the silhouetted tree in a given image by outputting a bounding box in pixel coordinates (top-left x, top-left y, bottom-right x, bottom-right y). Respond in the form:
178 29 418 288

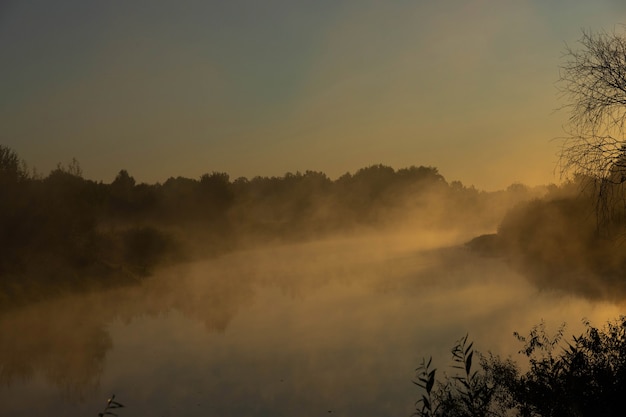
0 145 26 185
559 29 626 179
0 146 29 275
112 169 136 189
558 29 626 230
159 176 200 220
199 171 233 212
109 169 138 216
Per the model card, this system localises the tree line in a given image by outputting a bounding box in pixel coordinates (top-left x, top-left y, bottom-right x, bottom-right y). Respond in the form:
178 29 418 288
0 145 539 307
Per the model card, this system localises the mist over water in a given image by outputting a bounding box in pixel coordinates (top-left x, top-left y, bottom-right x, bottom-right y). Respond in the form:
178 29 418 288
2 147 626 415
0 228 621 417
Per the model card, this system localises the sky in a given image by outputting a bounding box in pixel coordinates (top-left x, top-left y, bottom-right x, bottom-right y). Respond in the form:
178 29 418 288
2 1 626 190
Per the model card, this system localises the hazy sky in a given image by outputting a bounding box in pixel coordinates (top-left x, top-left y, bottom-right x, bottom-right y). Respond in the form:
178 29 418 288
2 1 626 190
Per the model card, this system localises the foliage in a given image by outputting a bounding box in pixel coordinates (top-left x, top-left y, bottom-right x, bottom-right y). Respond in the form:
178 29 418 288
414 335 506 417
120 226 180 275
0 144 542 307
559 29 626 180
495 179 626 300
0 144 27 185
558 29 626 231
414 317 626 417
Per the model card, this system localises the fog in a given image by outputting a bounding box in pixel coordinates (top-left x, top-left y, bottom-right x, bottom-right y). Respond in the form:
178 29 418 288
3 147 626 415
1 227 623 416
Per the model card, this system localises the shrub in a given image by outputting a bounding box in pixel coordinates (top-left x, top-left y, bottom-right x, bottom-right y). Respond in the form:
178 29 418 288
414 317 626 417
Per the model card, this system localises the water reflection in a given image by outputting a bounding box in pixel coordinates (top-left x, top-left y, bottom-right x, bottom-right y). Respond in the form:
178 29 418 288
0 232 623 416
0 297 111 396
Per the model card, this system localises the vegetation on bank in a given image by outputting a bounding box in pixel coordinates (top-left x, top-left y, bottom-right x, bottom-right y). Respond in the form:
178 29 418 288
0 144 541 307
5 141 626 307
426 28 626 407
415 317 626 417
488 174 626 301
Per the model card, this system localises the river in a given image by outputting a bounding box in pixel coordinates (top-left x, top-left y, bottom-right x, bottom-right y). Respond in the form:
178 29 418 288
0 230 621 416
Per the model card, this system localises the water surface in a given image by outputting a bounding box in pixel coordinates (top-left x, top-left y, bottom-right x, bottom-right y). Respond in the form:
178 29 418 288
0 231 621 416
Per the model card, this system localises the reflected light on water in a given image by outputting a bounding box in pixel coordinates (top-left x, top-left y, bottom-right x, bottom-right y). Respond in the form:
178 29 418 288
0 232 623 416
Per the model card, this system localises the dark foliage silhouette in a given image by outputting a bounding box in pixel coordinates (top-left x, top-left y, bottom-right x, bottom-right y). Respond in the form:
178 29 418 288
98 394 124 417
0 145 540 307
415 317 626 417
494 177 626 301
558 29 626 233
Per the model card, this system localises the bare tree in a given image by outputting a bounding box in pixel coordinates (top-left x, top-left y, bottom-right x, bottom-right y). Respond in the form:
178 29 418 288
558 28 626 232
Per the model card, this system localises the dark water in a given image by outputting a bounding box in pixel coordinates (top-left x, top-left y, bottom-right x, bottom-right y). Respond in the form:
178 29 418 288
0 232 621 416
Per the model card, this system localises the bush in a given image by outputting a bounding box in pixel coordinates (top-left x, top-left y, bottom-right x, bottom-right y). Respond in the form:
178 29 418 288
414 317 626 417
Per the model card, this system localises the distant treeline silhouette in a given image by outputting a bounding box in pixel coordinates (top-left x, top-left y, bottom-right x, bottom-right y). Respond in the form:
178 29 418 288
0 145 540 306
